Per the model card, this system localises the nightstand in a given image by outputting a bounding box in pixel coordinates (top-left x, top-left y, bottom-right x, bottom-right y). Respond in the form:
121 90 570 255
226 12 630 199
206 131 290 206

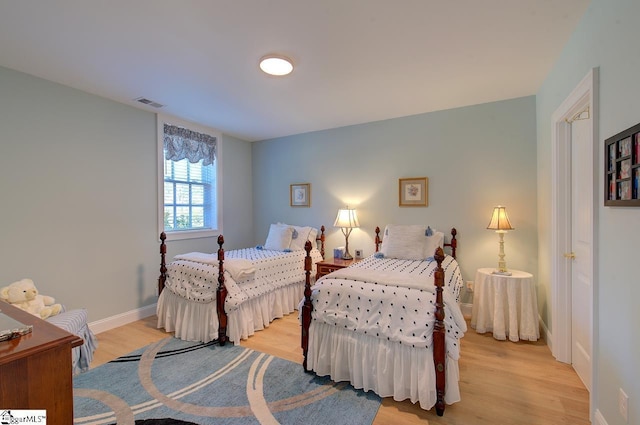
316 257 355 279
470 268 539 342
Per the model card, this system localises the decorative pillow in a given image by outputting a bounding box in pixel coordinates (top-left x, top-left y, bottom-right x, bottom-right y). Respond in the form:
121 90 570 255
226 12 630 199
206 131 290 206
308 227 318 246
381 224 445 260
289 226 310 251
424 231 445 258
381 224 429 260
264 223 294 251
278 223 318 251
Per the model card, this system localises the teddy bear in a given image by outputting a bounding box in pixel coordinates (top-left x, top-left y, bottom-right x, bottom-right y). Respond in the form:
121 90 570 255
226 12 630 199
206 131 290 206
0 278 63 319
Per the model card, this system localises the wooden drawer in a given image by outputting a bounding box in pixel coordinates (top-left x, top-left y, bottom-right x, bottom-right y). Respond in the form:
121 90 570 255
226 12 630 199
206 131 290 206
316 258 355 279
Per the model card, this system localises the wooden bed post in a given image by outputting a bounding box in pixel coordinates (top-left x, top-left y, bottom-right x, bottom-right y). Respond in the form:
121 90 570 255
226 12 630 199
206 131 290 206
301 240 313 371
445 228 458 259
374 226 382 252
216 235 228 346
433 246 446 416
317 225 326 259
158 232 167 296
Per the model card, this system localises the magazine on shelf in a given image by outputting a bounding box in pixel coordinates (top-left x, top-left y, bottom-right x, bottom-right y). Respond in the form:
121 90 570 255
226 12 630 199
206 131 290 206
610 176 616 200
620 159 631 179
620 136 632 157
609 143 616 171
619 180 631 200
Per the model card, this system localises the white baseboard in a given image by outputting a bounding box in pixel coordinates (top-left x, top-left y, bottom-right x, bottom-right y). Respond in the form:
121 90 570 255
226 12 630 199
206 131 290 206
593 409 607 425
539 313 551 347
460 302 472 319
88 303 157 335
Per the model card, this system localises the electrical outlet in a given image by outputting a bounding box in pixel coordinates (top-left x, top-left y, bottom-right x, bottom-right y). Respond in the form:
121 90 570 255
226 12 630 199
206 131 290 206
355 249 364 259
466 281 474 292
619 388 628 423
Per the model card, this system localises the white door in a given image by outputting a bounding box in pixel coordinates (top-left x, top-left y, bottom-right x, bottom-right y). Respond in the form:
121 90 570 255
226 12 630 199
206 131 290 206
570 117 593 391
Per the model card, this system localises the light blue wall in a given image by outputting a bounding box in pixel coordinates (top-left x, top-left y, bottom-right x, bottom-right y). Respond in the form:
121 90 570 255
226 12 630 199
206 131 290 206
252 97 538 292
536 1 639 423
0 66 254 320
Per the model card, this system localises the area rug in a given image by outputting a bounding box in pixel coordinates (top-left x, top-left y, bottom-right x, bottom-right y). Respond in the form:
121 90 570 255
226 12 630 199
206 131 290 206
73 338 381 425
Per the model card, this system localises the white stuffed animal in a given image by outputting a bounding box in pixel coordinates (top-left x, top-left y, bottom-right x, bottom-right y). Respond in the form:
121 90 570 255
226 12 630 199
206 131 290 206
0 278 63 319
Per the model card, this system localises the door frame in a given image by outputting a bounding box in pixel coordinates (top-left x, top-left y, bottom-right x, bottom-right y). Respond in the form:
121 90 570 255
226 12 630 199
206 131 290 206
550 67 598 418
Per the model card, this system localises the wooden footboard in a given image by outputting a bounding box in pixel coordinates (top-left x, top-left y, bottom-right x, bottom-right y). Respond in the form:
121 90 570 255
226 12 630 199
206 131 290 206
157 232 227 346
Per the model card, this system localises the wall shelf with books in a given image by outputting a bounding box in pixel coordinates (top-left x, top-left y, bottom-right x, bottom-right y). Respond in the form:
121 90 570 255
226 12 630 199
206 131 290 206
605 121 640 206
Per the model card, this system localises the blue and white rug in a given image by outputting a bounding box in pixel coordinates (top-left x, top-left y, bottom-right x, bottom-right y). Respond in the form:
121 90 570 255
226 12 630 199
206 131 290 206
73 338 381 425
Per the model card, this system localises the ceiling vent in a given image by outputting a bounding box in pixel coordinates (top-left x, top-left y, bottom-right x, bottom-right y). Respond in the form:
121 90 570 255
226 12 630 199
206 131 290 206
134 97 164 108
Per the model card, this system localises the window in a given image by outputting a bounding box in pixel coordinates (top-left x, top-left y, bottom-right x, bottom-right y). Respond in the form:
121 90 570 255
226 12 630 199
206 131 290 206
163 155 215 230
158 116 221 240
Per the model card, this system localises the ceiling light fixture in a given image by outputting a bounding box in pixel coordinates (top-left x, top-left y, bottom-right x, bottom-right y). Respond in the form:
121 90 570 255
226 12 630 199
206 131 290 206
259 54 294 76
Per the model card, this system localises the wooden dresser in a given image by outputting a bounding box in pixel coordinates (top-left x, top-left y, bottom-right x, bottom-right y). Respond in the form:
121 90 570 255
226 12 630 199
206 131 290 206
0 301 83 425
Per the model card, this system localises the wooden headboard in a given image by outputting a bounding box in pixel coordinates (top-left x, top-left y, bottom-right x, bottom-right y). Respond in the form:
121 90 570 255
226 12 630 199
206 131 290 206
374 226 458 259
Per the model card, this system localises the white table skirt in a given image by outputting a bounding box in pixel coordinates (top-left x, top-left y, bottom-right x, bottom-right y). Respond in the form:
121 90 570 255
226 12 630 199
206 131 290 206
470 268 539 342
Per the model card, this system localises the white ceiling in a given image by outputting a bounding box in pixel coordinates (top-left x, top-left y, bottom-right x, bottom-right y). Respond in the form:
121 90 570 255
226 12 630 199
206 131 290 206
0 1 589 142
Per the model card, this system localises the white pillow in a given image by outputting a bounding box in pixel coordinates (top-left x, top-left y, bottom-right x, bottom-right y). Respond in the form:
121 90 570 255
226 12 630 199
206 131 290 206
424 231 445 258
308 227 318 245
278 223 319 251
381 224 444 260
264 223 294 251
381 224 428 260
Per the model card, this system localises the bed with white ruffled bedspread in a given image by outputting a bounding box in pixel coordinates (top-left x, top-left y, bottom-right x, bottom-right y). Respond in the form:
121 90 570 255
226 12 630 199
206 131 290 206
157 225 324 344
301 225 465 416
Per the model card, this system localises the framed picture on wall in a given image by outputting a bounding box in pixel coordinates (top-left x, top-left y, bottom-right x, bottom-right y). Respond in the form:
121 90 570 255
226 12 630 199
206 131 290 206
399 177 428 207
290 183 311 207
604 122 640 206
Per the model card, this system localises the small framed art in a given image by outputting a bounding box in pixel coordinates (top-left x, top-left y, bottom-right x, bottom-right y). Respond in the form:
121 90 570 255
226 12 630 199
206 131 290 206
399 177 428 207
290 183 311 207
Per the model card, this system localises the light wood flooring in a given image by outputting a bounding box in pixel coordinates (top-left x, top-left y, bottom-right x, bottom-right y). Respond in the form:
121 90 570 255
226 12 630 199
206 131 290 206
90 314 590 425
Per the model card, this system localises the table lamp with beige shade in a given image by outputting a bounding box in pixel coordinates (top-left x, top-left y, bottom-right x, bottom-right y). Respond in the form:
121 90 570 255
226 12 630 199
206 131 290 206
486 205 514 276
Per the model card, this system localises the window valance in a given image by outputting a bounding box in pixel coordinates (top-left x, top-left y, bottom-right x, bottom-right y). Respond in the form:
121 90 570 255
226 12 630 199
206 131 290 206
163 124 217 166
